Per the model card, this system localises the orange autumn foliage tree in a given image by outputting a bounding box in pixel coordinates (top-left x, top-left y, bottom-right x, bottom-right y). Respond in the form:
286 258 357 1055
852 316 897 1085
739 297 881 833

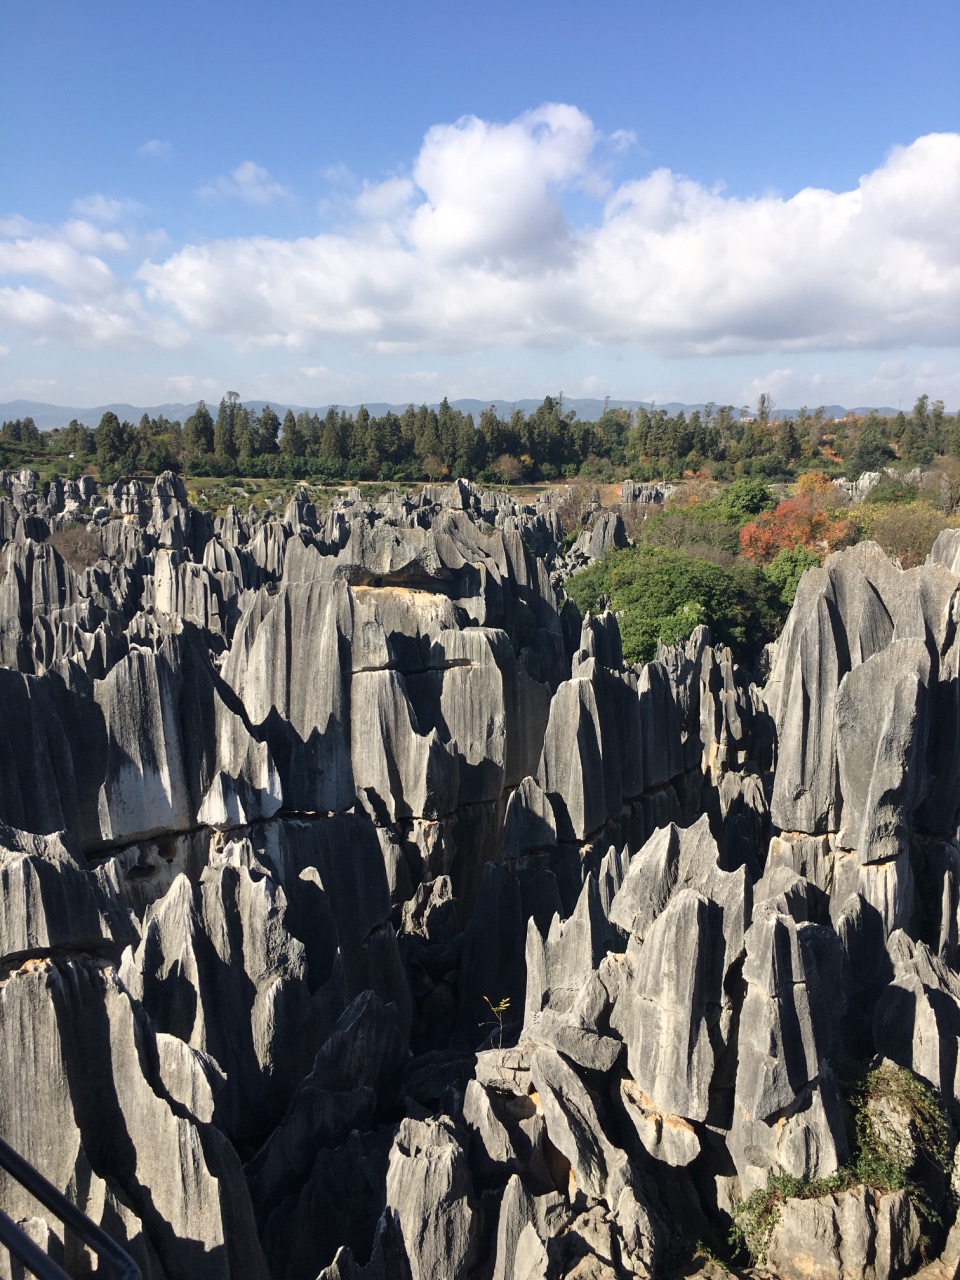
740 493 858 565
794 470 836 495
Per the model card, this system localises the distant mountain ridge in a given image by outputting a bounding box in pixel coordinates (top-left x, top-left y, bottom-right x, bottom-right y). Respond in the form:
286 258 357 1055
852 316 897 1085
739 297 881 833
0 396 904 430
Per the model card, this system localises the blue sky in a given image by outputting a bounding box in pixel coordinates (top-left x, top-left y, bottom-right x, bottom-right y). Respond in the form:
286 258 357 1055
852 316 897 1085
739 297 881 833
2 0 959 411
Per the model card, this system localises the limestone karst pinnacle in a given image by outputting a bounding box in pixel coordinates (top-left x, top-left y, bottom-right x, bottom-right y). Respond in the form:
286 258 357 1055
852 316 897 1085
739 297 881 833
0 468 958 1280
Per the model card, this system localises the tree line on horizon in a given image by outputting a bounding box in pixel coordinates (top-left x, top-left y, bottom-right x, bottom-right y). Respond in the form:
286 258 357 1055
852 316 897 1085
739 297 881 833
2 390 958 487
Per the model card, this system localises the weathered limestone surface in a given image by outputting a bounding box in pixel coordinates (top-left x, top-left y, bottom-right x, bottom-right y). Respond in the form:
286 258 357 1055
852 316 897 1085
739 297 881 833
0 477 957 1280
119 864 319 1143
0 825 135 962
835 639 930 863
0 956 268 1280
384 1117 480 1280
765 1187 920 1280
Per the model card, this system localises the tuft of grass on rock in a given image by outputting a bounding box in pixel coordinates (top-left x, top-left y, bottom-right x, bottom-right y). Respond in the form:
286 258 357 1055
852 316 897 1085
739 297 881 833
730 1063 951 1265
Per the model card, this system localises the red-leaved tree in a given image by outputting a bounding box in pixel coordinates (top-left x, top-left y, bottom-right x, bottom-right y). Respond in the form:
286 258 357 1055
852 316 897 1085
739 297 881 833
740 494 857 565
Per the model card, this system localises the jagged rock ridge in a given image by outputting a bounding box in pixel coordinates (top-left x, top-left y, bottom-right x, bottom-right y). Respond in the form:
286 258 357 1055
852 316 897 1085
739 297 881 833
0 468 957 1280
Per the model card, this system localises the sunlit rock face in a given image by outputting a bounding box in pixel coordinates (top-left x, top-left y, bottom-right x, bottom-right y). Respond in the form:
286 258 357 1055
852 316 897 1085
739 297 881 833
0 471 956 1280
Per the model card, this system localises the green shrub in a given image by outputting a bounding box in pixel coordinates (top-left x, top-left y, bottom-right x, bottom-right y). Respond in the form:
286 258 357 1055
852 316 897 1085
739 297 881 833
849 1061 951 1193
764 545 821 607
730 1063 951 1266
641 506 742 559
638 479 776 565
861 502 948 569
706 477 775 522
565 545 781 665
795 454 844 477
864 477 916 505
731 1170 843 1264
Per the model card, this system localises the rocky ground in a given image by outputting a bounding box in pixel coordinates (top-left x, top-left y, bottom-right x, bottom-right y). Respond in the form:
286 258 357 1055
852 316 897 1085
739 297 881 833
0 468 958 1280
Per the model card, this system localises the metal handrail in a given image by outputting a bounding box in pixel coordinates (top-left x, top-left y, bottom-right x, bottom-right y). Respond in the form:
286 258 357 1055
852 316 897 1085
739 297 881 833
0 1207 72 1280
0 1138 140 1280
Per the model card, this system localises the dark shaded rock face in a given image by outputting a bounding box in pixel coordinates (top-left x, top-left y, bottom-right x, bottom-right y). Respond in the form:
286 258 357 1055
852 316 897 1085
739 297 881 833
0 476 957 1280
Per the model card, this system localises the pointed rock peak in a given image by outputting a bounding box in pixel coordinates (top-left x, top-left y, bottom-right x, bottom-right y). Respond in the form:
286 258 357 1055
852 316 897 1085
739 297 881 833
503 775 557 859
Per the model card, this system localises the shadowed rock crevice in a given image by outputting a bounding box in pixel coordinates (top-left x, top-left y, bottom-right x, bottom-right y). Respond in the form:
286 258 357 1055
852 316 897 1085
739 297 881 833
1 477 960 1280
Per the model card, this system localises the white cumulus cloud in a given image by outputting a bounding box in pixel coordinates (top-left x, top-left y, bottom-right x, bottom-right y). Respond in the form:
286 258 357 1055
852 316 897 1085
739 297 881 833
578 132 960 355
61 220 130 254
0 286 185 349
71 194 142 224
6 107 960 382
407 103 600 266
354 176 416 220
199 161 292 206
138 113 960 360
0 206 185 351
0 235 119 295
